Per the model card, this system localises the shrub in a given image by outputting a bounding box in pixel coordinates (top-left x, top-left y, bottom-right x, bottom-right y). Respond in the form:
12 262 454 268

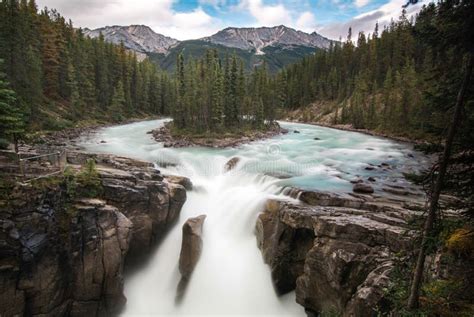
414 142 444 154
403 172 428 185
446 228 474 256
76 159 102 198
421 279 465 316
0 138 9 149
62 160 102 199
42 116 73 131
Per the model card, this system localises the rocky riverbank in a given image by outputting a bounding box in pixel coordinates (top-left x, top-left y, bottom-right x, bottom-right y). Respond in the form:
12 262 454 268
149 122 288 148
0 152 188 316
16 116 162 152
283 104 431 146
285 118 431 146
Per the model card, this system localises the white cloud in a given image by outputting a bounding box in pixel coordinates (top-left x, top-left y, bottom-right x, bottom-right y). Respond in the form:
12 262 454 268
36 0 223 40
296 11 316 32
354 0 370 8
157 7 220 40
239 0 318 32
317 0 427 40
241 0 292 26
172 8 213 29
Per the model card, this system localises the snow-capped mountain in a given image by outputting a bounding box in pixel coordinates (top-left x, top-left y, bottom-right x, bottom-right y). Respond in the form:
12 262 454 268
83 25 179 54
202 25 332 54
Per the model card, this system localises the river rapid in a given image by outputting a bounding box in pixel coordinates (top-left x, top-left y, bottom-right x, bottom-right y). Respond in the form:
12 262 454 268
80 119 430 317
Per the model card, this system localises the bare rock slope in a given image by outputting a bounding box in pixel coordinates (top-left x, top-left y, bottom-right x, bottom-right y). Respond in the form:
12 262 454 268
84 25 179 54
204 25 332 54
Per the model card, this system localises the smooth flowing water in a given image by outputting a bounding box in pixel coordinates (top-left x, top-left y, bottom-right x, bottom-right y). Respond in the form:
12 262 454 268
80 119 429 317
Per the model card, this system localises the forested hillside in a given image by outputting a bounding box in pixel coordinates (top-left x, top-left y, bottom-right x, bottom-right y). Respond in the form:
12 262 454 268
277 0 473 146
0 0 174 136
148 40 317 74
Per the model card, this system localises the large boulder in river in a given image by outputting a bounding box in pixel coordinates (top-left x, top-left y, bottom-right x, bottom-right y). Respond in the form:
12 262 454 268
177 215 206 302
353 183 374 194
224 157 240 171
179 215 206 278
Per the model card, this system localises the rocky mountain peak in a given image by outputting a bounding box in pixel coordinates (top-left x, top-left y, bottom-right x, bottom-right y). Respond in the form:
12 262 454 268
83 25 179 54
202 25 332 54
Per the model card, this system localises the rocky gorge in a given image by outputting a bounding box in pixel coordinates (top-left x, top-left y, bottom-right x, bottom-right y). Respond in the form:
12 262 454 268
1 119 471 316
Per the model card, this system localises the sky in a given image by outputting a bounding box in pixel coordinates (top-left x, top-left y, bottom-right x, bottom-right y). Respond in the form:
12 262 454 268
35 0 426 41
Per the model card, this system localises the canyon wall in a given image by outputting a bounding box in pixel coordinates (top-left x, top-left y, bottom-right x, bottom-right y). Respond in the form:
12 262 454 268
256 191 420 316
0 153 187 316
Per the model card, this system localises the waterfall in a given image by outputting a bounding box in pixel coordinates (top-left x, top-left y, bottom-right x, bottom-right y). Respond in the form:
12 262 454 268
123 157 302 316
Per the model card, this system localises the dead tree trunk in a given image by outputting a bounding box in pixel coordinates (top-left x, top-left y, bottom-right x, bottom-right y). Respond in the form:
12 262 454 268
407 53 474 309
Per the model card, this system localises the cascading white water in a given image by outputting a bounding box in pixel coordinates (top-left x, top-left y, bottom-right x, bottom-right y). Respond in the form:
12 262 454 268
80 119 429 316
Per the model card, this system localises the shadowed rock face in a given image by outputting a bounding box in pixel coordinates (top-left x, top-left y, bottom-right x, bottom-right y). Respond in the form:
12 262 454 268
176 215 206 302
256 200 315 294
256 191 421 316
0 152 187 316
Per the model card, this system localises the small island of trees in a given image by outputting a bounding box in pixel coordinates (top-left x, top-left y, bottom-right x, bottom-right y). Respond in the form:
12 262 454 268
171 50 284 136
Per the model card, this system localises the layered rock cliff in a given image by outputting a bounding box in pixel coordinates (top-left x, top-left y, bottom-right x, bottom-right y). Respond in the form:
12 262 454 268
256 191 420 316
0 152 187 316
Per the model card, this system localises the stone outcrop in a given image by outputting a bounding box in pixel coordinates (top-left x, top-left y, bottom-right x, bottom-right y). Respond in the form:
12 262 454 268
0 194 132 316
0 152 187 316
256 190 421 316
66 152 188 257
176 215 206 302
353 183 374 194
179 215 206 278
224 157 240 172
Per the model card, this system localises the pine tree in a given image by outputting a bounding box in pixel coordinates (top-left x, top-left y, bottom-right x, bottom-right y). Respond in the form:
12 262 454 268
66 62 83 117
254 97 264 129
39 8 62 98
175 52 185 129
211 63 224 130
109 80 126 122
0 59 24 152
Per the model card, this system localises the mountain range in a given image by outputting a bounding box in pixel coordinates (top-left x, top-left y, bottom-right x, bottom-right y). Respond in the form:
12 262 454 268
83 25 333 72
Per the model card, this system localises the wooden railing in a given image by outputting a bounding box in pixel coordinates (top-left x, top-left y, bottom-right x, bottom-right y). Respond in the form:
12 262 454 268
18 150 67 182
